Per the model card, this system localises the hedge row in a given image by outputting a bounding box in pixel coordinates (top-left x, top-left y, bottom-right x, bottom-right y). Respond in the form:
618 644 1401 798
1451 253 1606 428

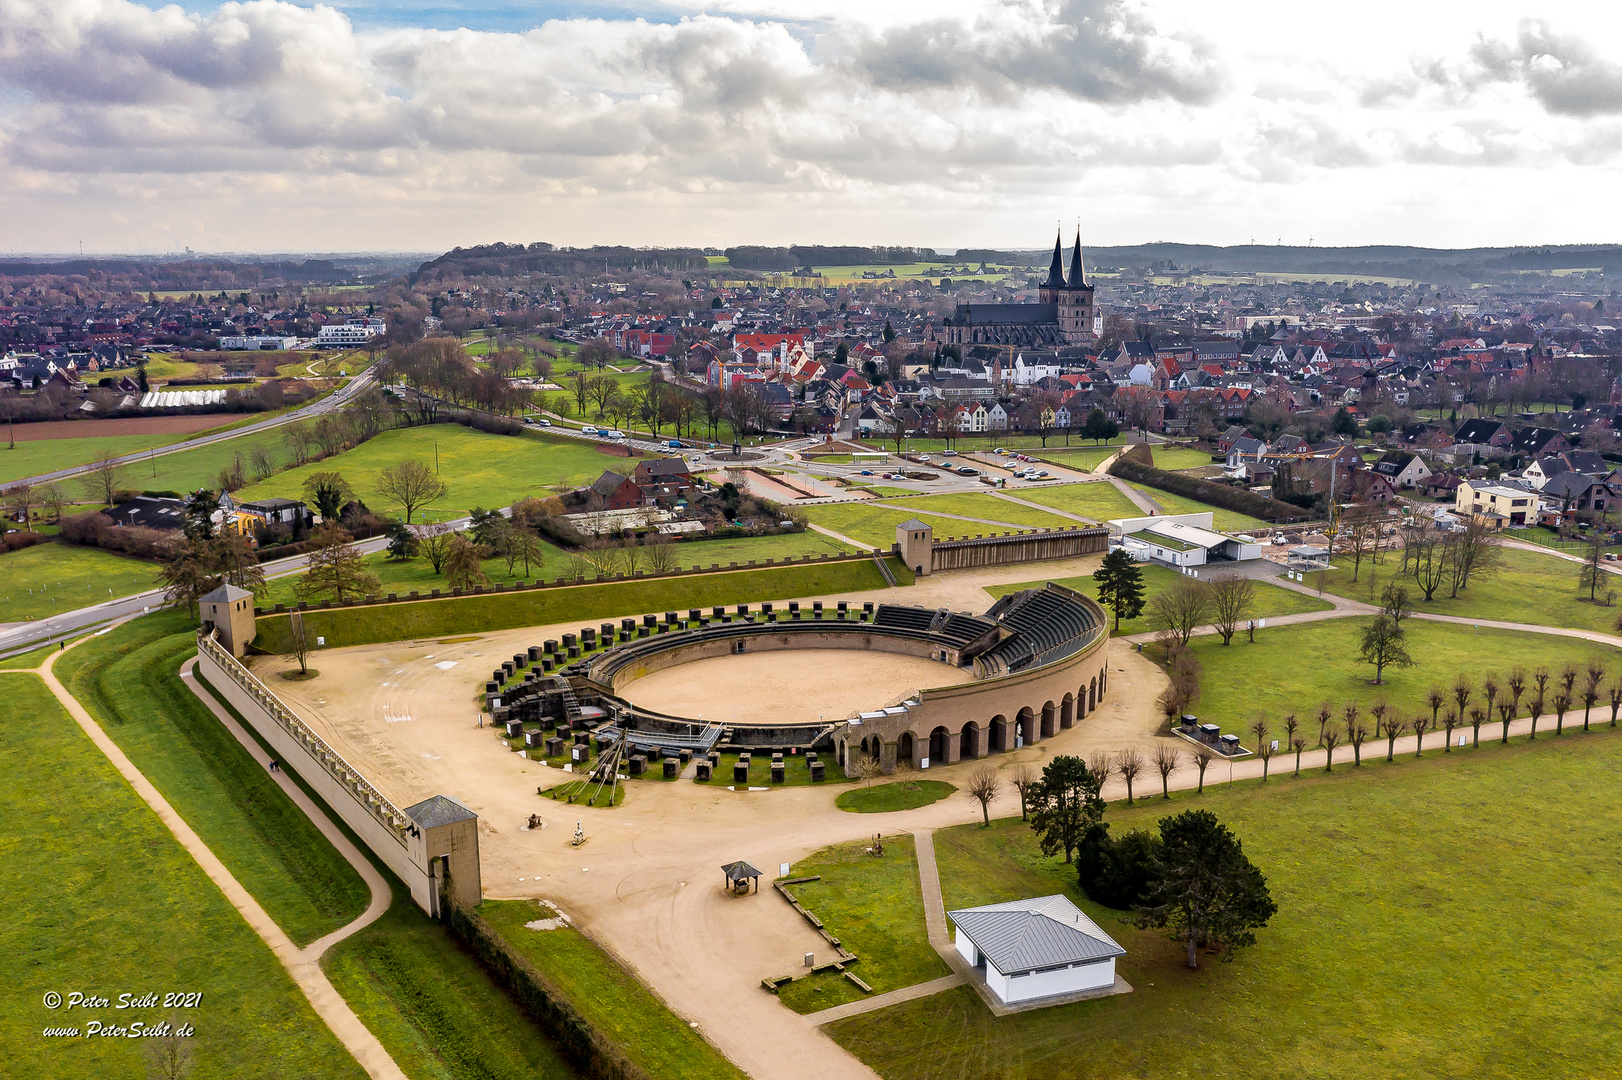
1109 444 1308 524
441 899 650 1080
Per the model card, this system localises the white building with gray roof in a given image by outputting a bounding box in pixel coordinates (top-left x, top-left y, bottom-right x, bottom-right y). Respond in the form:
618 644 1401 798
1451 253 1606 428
948 894 1125 1005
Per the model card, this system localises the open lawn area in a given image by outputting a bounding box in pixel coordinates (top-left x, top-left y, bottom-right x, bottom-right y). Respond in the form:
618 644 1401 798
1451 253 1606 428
483 899 747 1080
0 672 364 1079
1030 445 1128 471
986 563 1334 636
808 504 992 547
56 612 371 945
837 779 956 813
252 556 903 653
1188 616 1613 731
1128 483 1270 533
1306 545 1621 636
0 430 197 485
236 424 637 522
775 835 950 1013
871 493 1080 531
1140 446 1221 472
320 890 582 1080
1001 480 1144 523
0 541 159 619
829 729 1622 1080
94 424 302 498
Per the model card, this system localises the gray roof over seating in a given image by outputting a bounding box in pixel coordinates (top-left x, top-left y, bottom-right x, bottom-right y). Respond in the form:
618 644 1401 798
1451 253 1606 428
948 895 1124 975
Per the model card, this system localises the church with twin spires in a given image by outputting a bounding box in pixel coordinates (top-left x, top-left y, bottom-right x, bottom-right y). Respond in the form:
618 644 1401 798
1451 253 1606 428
943 230 1096 348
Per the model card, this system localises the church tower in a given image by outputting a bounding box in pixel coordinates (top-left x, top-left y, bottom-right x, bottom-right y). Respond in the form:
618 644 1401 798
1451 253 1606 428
1037 231 1066 305
1059 229 1096 344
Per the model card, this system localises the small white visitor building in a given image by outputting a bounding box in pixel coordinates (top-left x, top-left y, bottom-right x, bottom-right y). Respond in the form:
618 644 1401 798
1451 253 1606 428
1109 512 1263 569
948 895 1125 1005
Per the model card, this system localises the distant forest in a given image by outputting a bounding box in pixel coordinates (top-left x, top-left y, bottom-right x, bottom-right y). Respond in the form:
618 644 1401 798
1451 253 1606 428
0 257 404 290
414 242 709 282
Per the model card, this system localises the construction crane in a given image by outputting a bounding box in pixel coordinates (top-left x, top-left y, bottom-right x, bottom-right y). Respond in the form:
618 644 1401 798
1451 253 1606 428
1266 445 1345 546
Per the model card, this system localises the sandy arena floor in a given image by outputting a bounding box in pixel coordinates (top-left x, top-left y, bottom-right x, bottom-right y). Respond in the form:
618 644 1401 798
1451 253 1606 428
619 650 961 725
251 553 1173 1080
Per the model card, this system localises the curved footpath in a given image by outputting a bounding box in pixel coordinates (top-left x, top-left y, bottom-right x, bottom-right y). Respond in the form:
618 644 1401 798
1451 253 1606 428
31 633 406 1080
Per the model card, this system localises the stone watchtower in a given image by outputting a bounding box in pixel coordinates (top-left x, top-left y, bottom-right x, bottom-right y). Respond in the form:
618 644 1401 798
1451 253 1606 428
199 583 257 658
896 519 934 577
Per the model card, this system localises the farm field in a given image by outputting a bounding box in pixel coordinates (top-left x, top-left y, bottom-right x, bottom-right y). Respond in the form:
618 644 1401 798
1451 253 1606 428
0 542 159 620
0 672 364 1079
1306 545 1619 635
1189 616 1613 730
482 899 747 1080
320 892 583 1080
986 563 1334 636
1000 480 1144 522
56 612 371 946
235 424 638 522
774 835 949 1014
1127 483 1270 533
870 493 1080 530
827 729 1622 1080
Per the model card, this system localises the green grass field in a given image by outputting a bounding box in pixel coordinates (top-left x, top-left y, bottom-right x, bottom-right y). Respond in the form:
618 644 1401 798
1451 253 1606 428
808 502 1045 547
775 835 950 1013
482 899 747 1079
0 672 365 1079
829 729 1622 1080
1001 480 1144 523
871 493 1079 530
235 425 636 523
1029 445 1127 471
986 564 1334 636
94 425 302 500
1128 484 1270 533
700 751 853 788
836 779 957 813
1142 446 1220 471
56 612 371 945
253 556 902 653
1308 546 1622 636
0 542 159 619
320 890 582 1080
0 431 200 486
1188 616 1613 733
261 532 857 608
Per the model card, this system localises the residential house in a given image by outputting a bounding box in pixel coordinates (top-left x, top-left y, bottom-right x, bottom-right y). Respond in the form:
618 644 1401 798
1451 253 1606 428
1454 480 1537 528
589 471 644 510
1539 472 1611 514
1510 426 1572 459
1372 450 1432 490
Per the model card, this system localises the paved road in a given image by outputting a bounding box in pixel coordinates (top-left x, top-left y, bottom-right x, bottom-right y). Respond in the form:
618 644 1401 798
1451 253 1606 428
13 368 379 489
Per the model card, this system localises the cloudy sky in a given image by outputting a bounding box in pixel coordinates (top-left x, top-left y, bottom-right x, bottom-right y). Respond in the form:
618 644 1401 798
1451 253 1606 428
2 0 1620 254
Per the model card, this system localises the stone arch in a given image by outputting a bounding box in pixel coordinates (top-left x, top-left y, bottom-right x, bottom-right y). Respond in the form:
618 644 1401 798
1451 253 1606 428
928 726 951 765
989 714 1009 753
898 731 917 768
1040 700 1057 738
1017 706 1036 747
960 721 981 760
1089 676 1097 713
1060 694 1074 730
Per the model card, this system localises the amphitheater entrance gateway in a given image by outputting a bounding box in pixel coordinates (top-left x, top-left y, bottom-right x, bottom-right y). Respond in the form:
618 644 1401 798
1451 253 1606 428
989 715 1010 753
928 726 953 766
1016 707 1036 747
898 731 917 768
1041 701 1056 738
1088 676 1097 713
1061 694 1074 730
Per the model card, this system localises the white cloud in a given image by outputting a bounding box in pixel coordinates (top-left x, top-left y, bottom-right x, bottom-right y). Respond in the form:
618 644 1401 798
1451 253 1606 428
0 0 1619 251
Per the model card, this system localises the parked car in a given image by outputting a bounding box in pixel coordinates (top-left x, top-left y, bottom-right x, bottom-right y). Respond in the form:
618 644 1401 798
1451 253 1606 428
603 429 626 440
957 466 979 476
536 417 552 426
860 470 874 475
580 426 599 435
941 450 957 457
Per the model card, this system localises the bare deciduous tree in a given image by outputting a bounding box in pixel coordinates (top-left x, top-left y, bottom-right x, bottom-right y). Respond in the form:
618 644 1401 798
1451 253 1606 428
1291 737 1306 777
1114 749 1145 803
964 765 1001 825
1148 578 1212 647
1380 713 1408 761
1191 747 1214 792
289 611 311 676
79 451 122 507
1582 662 1605 733
1412 711 1431 756
1153 743 1183 799
1206 574 1256 647
1010 763 1039 820
1322 722 1342 772
376 460 449 524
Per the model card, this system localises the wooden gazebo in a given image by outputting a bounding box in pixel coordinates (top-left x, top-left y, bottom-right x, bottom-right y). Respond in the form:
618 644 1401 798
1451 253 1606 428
721 860 762 895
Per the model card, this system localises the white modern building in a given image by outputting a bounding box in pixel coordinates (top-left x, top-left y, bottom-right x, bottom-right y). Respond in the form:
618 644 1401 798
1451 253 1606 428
948 895 1125 1005
1109 512 1264 568
317 320 384 347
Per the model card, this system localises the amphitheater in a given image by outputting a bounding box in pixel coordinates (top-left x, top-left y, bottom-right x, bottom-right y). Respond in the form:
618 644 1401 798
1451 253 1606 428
493 582 1111 776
